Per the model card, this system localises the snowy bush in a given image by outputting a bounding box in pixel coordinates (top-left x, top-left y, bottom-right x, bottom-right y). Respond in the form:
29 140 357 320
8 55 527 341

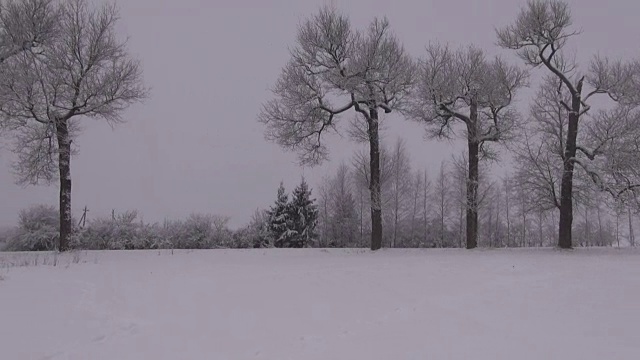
73 210 152 250
147 214 234 249
3 204 60 251
3 206 251 251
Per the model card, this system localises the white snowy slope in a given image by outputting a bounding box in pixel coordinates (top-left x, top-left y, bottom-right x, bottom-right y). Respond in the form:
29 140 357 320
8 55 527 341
1 248 639 360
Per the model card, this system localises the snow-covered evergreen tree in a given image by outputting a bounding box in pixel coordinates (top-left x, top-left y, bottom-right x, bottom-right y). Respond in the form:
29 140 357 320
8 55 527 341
289 177 319 248
266 182 296 248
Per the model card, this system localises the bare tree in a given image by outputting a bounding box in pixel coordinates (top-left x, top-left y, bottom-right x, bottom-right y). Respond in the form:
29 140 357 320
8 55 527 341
405 43 528 249
503 174 512 247
497 0 640 248
327 163 360 247
408 169 425 246
258 5 415 250
0 0 148 251
421 168 431 247
432 160 451 247
388 137 412 247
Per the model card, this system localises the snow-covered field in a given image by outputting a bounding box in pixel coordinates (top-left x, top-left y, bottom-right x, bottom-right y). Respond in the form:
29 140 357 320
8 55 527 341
1 248 639 360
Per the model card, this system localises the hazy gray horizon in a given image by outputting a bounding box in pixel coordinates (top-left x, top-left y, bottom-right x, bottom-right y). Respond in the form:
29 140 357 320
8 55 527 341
1 0 638 229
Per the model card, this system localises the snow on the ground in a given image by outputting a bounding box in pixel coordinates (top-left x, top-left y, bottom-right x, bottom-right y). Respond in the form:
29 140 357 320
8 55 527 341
1 248 639 360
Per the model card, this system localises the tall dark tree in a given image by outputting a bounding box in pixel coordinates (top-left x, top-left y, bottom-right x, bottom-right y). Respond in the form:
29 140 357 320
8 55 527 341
289 177 318 248
0 0 148 251
258 5 415 251
405 43 528 249
497 0 640 248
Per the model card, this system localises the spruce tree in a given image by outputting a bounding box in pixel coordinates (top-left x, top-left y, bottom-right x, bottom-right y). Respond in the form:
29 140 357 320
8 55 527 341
289 177 319 248
266 182 296 247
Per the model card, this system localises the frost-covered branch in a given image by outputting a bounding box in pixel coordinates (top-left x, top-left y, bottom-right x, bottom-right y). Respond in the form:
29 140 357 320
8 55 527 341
259 5 415 166
405 42 528 146
496 0 579 95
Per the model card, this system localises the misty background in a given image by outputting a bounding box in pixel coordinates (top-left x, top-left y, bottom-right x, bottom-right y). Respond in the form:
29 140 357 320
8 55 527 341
1 0 638 229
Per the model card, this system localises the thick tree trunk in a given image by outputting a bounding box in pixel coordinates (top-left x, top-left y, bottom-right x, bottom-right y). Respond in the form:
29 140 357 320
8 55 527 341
558 87 582 249
56 118 72 252
458 176 464 248
466 101 480 249
368 109 383 251
466 139 479 249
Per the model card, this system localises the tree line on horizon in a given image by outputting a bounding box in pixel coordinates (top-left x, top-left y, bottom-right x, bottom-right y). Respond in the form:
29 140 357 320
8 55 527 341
0 0 639 251
2 145 635 252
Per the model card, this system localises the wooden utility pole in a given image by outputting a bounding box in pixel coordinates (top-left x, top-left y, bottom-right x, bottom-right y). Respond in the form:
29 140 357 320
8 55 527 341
78 206 89 228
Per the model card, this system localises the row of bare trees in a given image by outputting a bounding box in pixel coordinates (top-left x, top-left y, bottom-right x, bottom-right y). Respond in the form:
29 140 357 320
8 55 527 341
1 0 639 251
314 137 633 249
259 0 640 250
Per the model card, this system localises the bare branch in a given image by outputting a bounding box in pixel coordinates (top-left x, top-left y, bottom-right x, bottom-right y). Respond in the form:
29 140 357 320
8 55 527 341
405 42 528 146
496 0 580 96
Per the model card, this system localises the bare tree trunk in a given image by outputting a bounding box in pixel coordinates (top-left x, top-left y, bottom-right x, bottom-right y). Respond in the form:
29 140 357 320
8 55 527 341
519 187 527 247
423 169 428 247
495 191 501 248
538 210 544 247
597 204 603 246
458 172 464 249
410 172 420 247
584 205 590 247
56 118 72 252
466 102 479 249
616 208 620 247
393 187 398 248
488 203 494 248
368 109 383 251
360 189 364 246
558 86 583 249
440 199 445 248
628 207 635 247
505 176 511 247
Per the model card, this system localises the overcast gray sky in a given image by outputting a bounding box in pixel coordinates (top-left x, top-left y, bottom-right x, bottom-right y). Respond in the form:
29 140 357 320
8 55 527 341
1 0 639 228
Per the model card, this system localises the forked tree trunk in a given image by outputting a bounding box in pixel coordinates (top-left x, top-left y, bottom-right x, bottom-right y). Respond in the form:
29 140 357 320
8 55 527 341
558 84 583 249
56 118 72 252
368 108 383 251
